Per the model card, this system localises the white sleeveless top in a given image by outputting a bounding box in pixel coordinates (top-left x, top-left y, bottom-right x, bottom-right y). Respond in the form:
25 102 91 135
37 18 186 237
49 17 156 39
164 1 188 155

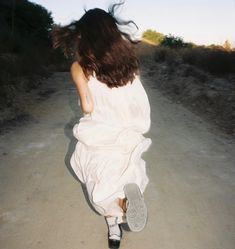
73 74 151 150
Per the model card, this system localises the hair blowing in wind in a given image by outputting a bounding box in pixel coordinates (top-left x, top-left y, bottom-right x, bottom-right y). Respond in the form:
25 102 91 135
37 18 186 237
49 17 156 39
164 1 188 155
51 1 140 88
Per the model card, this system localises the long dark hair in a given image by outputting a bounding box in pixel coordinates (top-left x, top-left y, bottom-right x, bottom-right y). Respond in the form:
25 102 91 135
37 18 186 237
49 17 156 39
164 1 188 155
51 2 140 88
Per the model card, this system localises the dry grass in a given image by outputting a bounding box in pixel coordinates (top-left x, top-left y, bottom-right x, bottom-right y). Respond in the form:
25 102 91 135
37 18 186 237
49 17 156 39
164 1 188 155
136 41 235 135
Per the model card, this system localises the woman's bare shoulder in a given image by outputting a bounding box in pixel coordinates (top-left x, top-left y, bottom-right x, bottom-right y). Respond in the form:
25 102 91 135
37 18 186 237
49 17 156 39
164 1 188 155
70 61 90 83
70 61 83 76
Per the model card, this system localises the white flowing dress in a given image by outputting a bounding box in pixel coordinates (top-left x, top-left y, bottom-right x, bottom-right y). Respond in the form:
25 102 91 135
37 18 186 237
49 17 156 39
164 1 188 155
70 74 152 223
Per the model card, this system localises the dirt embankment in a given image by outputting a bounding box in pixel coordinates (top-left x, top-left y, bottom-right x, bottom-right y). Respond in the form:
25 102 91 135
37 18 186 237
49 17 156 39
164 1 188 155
135 42 235 136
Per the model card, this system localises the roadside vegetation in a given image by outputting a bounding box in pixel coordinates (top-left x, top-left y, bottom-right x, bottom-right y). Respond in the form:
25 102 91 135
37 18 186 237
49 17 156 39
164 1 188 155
0 0 68 125
141 30 235 135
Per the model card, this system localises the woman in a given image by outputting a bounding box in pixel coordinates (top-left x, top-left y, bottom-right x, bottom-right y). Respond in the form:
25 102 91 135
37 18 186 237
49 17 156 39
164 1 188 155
52 2 152 248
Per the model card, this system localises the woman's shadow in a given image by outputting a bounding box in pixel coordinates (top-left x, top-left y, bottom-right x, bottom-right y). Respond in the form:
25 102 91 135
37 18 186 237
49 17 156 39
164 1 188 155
63 84 130 231
64 85 100 215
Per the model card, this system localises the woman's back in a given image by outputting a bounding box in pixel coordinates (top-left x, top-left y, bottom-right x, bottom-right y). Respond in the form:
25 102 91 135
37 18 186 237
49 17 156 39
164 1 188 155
86 75 151 132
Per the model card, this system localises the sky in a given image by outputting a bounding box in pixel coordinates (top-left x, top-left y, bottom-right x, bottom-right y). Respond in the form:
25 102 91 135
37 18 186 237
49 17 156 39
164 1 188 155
31 0 235 47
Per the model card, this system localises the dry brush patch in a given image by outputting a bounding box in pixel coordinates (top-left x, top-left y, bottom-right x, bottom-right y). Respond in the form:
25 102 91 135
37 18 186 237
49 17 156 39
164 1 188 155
136 42 235 135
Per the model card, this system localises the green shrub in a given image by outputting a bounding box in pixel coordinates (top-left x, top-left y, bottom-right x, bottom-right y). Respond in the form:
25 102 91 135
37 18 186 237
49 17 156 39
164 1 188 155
160 34 192 48
142 29 165 44
0 0 69 110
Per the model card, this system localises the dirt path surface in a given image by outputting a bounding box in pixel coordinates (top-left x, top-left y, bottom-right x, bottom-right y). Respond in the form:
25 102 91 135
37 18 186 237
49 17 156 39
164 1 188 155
0 68 235 248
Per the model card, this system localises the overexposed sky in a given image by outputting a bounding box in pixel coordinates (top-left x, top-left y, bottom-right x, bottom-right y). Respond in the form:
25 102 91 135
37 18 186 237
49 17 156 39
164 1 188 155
31 0 235 47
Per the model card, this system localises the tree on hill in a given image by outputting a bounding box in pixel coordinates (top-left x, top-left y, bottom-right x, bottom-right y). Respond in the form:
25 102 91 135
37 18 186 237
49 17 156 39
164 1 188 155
223 40 232 51
142 29 165 44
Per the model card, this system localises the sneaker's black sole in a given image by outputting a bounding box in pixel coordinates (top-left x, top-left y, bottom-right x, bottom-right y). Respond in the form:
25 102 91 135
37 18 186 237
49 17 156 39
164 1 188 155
108 224 122 249
123 183 148 232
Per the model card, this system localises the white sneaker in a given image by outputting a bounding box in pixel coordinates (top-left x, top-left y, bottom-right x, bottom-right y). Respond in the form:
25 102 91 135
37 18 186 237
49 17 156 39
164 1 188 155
123 183 148 232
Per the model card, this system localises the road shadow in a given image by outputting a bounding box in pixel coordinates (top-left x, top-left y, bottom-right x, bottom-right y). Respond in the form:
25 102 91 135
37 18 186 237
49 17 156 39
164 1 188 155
64 85 100 215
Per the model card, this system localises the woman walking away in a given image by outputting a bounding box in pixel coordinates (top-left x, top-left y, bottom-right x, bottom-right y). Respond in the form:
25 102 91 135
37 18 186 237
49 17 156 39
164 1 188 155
52 2 152 248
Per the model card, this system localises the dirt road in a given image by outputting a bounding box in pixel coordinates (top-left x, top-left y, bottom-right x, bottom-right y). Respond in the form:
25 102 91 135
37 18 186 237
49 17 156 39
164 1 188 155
0 69 234 249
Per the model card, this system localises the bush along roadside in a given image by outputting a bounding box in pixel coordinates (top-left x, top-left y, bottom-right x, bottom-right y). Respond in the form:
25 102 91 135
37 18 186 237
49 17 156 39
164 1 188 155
151 45 235 135
0 0 69 127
